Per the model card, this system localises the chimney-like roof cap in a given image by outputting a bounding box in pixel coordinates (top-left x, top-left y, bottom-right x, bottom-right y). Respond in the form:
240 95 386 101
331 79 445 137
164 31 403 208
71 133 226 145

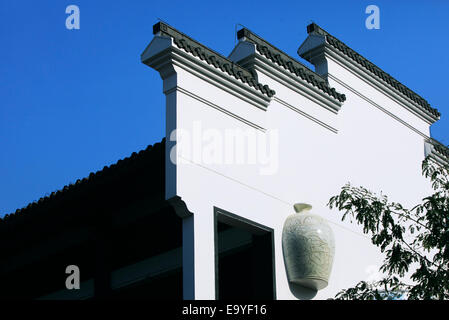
237 27 346 103
151 22 276 98
304 23 440 120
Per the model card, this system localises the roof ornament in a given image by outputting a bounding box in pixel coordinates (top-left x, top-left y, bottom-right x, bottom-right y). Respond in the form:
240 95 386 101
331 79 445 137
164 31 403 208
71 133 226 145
235 23 246 45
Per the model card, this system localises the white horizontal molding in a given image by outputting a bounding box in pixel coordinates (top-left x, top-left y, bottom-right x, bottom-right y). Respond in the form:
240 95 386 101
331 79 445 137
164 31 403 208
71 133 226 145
173 85 267 132
328 73 430 139
273 97 338 134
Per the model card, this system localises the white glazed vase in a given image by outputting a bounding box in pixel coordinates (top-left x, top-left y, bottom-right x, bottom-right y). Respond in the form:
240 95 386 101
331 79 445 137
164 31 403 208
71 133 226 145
282 203 335 291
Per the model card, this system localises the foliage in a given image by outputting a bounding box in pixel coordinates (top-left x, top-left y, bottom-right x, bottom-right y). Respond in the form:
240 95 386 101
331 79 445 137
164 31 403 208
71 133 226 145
328 158 449 300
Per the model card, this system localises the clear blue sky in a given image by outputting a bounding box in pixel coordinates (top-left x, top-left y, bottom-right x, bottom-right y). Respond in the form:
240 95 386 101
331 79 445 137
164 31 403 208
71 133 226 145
1 0 448 216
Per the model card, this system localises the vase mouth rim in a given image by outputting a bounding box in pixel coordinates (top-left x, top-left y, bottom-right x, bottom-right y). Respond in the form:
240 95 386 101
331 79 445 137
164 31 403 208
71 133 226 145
294 203 312 213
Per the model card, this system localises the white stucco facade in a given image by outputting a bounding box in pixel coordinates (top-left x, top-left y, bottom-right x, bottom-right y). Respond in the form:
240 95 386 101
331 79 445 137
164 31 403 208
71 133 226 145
141 22 440 300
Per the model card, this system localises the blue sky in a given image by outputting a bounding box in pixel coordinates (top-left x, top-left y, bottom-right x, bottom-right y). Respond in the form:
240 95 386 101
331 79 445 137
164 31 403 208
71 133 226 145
1 0 448 216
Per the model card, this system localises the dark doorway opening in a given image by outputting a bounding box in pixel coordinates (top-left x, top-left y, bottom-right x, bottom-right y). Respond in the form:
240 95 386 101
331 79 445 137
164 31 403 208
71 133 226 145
215 208 275 300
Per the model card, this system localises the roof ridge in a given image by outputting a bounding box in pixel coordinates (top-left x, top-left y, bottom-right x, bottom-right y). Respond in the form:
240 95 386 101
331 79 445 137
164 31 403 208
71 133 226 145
306 23 440 119
0 138 166 223
151 22 275 98
237 27 324 79
428 138 449 159
236 27 346 103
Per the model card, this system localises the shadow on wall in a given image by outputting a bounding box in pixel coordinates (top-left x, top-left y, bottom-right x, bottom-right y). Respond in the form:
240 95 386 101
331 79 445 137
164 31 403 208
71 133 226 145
287 281 318 300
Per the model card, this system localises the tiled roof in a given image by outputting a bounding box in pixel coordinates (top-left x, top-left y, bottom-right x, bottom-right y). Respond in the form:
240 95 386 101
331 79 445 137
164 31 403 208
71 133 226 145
429 138 449 161
237 28 346 103
151 22 275 98
306 23 440 119
0 139 165 227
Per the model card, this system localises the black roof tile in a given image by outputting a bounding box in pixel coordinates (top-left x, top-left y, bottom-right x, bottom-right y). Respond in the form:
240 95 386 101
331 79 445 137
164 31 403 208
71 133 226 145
306 23 440 120
237 28 346 103
150 22 275 98
0 139 166 226
429 138 449 161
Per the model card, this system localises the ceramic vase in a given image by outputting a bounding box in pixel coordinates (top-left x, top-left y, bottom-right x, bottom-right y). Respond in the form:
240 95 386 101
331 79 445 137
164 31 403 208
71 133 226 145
282 203 335 290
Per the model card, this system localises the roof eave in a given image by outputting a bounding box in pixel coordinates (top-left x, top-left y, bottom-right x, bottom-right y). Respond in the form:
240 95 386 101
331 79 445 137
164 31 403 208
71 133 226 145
143 22 276 99
236 27 346 104
302 23 440 122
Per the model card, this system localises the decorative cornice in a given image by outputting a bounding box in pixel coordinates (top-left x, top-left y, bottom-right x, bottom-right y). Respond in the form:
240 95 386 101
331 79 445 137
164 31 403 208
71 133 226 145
318 46 437 124
147 22 275 98
237 51 342 114
425 138 449 165
145 43 272 111
236 28 346 103
302 23 440 122
167 196 193 219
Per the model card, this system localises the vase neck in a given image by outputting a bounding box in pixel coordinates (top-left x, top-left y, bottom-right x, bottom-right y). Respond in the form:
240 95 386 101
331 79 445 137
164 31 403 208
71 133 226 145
293 203 312 213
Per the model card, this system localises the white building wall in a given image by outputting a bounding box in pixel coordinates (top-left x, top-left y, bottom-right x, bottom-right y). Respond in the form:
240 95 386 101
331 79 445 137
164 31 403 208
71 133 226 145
142 31 435 299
